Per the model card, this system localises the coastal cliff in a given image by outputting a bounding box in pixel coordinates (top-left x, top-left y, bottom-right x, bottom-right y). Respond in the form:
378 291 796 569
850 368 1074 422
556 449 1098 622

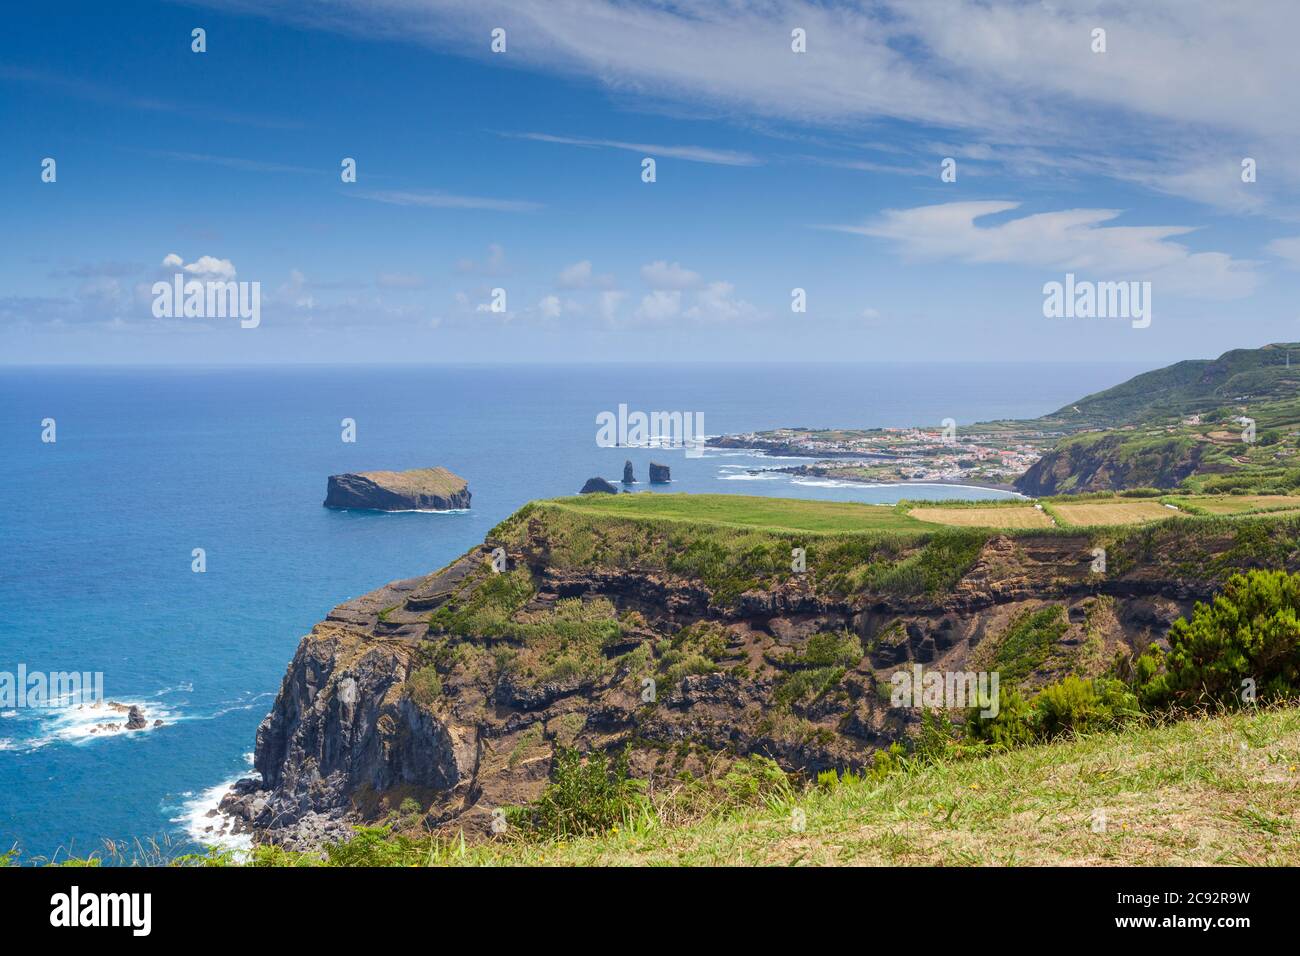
223 499 1300 848
324 467 470 511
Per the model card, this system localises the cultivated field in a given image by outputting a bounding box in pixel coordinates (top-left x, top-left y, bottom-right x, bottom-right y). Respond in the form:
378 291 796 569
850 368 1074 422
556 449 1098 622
1048 499 1181 526
555 491 1300 536
1177 494 1300 515
909 505 1054 529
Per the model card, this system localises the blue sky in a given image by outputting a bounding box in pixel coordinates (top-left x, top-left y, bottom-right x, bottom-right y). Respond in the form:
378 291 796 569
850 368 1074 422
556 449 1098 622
4 0 1300 364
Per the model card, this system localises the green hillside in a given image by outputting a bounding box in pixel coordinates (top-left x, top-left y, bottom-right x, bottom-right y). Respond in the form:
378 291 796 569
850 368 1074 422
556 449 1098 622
1041 342 1300 429
1014 342 1300 495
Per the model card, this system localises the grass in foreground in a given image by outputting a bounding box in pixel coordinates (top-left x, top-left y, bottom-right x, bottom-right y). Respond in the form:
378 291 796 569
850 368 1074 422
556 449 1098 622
152 704 1300 867
469 706 1300 866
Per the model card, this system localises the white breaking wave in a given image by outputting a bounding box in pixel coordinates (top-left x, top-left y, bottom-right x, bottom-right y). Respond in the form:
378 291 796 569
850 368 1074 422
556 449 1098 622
173 776 256 855
42 698 177 747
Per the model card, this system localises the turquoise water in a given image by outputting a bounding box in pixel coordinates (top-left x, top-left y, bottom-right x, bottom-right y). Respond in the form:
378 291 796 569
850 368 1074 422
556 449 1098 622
0 363 1140 859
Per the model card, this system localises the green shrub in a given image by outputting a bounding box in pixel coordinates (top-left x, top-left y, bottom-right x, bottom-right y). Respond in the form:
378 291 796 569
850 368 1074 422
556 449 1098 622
774 665 846 708
1035 676 1138 738
405 665 443 707
965 687 1037 748
715 756 791 809
966 677 1138 746
506 748 646 840
992 606 1069 685
1136 569 1300 707
797 630 863 668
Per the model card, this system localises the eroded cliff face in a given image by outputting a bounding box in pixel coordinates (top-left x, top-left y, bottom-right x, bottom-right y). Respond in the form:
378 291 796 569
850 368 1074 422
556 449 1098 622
221 514 1290 849
1014 434 1207 495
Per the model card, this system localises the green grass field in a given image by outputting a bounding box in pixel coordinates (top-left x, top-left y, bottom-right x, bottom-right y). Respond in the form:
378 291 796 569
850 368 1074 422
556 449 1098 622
551 490 1300 534
548 493 926 534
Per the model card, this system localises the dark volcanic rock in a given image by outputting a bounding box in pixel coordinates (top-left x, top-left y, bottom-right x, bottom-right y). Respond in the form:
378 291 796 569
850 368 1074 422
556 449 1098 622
649 461 671 483
125 706 147 730
324 467 470 512
580 477 619 494
623 460 636 484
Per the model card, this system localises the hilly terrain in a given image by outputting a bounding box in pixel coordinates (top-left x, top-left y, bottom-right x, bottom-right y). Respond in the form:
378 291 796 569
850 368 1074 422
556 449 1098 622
1015 342 1300 495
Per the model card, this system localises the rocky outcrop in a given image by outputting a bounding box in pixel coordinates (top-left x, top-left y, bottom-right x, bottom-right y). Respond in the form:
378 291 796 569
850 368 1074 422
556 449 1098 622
324 467 470 511
649 462 671 483
125 706 147 730
220 567 482 849
1014 435 1206 495
223 507 1298 850
623 461 636 484
580 477 618 494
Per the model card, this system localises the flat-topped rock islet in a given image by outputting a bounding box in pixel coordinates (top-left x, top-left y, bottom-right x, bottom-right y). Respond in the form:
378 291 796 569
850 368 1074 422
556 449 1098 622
324 467 471 512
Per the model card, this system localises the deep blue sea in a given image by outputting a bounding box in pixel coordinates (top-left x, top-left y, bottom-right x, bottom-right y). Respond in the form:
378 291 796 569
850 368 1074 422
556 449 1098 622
0 363 1142 860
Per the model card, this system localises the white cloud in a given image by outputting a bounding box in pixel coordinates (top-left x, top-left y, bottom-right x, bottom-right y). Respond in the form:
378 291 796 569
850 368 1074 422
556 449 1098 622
538 294 563 318
353 189 542 213
685 281 757 322
597 290 626 322
508 132 761 167
834 200 1257 298
229 0 1300 212
640 260 702 289
455 244 507 275
557 259 614 289
161 253 236 279
1266 237 1300 269
634 290 681 321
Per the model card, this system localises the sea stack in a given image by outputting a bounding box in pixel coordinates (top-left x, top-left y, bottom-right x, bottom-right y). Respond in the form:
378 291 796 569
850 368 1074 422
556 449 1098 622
580 477 619 494
649 462 671 483
622 460 636 484
324 467 471 512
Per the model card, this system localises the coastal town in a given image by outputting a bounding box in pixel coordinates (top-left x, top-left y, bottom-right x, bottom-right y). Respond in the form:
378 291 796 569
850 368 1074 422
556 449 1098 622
707 425 1053 488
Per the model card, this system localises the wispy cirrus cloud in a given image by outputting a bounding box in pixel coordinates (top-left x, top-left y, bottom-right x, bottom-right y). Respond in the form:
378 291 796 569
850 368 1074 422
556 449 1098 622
1266 237 1300 269
141 150 325 176
0 64 302 130
505 132 761 167
200 0 1300 213
350 189 543 213
830 200 1257 298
